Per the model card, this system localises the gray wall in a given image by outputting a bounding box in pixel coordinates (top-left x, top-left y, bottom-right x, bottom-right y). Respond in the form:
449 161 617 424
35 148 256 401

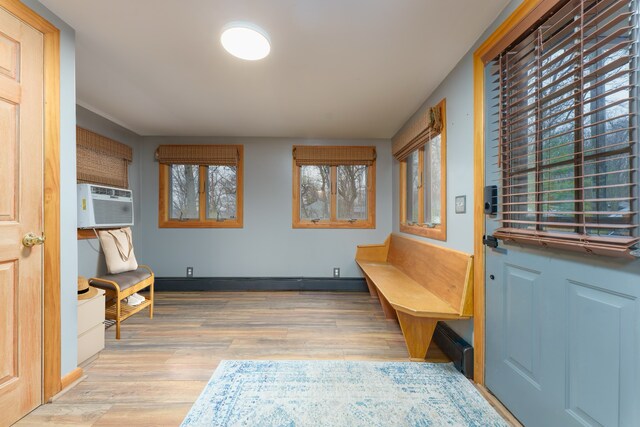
76 106 143 278
22 0 525 375
20 0 77 376
136 137 392 278
391 0 523 344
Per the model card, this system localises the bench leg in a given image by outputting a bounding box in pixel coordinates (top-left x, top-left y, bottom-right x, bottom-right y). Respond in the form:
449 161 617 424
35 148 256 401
377 292 398 321
115 298 122 340
397 312 437 361
149 282 154 319
364 277 378 298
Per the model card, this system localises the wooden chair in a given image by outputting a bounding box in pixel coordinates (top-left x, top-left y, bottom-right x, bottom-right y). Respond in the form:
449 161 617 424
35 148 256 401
89 265 154 339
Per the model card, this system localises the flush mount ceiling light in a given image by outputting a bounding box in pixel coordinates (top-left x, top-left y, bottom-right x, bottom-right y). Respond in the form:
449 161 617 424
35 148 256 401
221 22 271 61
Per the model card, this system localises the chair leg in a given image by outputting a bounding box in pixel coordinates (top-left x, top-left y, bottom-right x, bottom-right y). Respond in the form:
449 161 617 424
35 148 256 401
115 297 121 340
149 282 154 319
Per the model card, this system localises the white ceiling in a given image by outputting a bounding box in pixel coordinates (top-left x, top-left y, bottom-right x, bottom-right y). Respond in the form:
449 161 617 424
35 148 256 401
40 0 508 138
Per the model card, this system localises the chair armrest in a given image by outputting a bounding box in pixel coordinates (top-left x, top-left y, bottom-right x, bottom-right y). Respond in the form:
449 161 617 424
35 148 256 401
355 240 390 263
356 243 387 249
138 265 154 276
89 277 122 293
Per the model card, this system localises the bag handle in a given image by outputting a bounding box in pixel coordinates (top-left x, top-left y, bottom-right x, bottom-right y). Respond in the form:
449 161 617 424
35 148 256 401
106 229 133 262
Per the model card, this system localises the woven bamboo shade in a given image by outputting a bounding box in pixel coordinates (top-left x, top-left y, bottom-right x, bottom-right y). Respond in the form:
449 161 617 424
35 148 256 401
392 105 442 161
77 127 133 189
293 146 376 166
155 145 240 166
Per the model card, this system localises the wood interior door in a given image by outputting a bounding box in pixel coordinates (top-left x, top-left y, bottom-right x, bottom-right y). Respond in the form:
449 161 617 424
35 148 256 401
0 4 45 425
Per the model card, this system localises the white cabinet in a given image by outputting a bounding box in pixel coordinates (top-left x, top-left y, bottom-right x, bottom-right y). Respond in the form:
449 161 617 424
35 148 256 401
77 288 105 365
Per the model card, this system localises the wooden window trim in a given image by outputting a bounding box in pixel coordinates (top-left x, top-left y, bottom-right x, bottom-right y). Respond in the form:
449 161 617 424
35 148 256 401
158 146 244 228
292 160 376 229
399 98 447 241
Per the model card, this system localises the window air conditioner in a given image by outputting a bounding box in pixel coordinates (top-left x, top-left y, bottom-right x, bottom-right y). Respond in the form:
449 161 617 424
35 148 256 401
77 184 134 228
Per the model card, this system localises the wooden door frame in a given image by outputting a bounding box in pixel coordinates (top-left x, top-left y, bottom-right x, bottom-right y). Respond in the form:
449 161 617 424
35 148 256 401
0 0 61 401
472 0 563 385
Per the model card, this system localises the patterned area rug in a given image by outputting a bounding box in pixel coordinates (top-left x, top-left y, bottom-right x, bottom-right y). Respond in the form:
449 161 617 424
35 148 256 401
181 360 508 427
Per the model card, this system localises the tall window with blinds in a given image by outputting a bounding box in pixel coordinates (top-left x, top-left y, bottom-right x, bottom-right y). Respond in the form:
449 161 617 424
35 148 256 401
492 0 638 257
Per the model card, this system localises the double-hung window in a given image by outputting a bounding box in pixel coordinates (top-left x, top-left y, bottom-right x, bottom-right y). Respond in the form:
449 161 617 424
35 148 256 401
491 0 638 257
395 99 447 240
157 144 243 228
292 145 376 228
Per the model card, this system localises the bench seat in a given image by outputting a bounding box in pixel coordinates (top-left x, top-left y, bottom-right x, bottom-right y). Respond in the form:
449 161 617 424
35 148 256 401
89 265 155 340
356 234 473 361
357 261 461 318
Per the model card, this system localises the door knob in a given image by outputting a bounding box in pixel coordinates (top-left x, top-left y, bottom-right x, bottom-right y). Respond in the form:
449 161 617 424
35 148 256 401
22 232 45 247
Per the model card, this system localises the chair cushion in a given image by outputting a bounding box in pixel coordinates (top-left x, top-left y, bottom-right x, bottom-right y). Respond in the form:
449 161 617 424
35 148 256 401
90 267 152 292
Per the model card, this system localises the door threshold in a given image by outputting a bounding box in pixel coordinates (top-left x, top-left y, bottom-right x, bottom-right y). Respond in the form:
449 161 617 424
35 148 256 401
474 384 523 427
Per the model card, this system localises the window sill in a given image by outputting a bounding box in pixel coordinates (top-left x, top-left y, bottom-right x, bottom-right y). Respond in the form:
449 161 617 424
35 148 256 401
293 220 375 229
159 219 243 229
400 223 446 241
77 228 118 240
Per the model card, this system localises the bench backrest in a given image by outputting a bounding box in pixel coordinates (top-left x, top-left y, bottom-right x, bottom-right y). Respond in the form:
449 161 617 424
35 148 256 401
386 234 473 316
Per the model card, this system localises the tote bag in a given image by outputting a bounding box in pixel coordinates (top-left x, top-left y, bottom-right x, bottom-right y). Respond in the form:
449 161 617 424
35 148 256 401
97 227 138 274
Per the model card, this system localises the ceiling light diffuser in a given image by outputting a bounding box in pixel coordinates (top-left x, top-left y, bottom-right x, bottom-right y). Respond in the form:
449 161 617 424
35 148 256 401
221 22 271 61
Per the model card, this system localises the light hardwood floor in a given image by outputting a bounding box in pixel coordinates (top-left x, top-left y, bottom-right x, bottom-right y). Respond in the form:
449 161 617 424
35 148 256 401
18 291 451 426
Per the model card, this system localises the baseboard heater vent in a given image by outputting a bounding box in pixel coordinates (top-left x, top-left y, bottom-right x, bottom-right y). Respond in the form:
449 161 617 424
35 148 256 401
433 322 473 379
154 277 368 292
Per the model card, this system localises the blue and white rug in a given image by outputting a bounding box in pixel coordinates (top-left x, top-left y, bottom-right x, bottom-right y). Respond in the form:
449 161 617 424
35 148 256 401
181 360 508 427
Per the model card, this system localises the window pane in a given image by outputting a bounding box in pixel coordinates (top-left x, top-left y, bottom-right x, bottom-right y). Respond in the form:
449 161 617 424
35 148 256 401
337 165 368 220
206 165 237 220
300 165 331 220
424 135 441 225
169 164 199 220
405 150 419 223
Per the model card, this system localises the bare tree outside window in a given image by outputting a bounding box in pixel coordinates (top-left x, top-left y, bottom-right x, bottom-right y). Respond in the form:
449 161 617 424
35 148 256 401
293 146 375 228
159 144 243 228
300 165 330 220
497 0 635 239
424 134 441 225
169 164 199 220
406 150 420 223
398 100 446 240
337 165 368 220
206 166 237 220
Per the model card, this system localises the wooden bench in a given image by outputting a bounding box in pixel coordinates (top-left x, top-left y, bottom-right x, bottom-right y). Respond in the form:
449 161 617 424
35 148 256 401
89 265 155 340
355 234 473 360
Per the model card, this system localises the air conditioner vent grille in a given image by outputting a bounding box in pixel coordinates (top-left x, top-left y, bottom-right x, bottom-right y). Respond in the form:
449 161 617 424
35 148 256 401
91 186 112 196
114 189 132 198
92 199 133 226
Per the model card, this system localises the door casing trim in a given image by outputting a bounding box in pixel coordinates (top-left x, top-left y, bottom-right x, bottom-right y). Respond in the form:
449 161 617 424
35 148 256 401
473 0 563 385
0 0 61 401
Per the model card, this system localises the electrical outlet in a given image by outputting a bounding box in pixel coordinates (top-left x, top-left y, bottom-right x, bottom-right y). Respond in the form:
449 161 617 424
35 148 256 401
186 267 194 278
333 267 340 278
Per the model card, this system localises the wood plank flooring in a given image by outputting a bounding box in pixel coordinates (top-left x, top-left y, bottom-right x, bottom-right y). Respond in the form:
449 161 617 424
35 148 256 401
18 291 450 426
